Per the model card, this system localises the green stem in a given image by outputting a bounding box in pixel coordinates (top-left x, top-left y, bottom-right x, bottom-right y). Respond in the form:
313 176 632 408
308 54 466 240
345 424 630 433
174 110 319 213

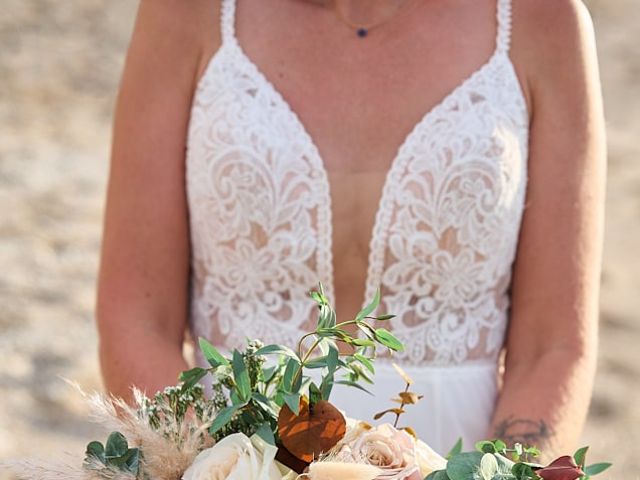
290 336 322 396
335 319 359 329
393 382 410 428
296 332 317 358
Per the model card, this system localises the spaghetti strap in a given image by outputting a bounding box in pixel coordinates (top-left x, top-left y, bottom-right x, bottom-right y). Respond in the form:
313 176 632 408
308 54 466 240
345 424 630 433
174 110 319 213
220 0 237 45
496 0 513 55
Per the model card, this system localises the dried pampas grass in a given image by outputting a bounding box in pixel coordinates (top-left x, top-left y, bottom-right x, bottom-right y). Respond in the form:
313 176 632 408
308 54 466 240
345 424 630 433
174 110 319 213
4 382 214 480
2 456 134 480
82 387 213 480
306 461 381 480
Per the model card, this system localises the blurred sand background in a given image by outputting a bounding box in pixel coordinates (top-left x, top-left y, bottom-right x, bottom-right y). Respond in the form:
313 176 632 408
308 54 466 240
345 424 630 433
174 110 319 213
0 0 638 477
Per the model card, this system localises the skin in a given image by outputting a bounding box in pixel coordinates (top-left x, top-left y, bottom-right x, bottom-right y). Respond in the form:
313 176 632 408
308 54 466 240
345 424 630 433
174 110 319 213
97 0 605 457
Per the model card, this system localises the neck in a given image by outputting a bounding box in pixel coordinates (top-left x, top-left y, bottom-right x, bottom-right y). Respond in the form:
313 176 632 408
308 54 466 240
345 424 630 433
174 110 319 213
334 0 408 25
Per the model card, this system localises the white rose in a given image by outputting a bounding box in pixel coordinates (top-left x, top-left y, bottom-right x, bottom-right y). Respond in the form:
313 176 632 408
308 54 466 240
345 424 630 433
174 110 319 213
182 433 281 480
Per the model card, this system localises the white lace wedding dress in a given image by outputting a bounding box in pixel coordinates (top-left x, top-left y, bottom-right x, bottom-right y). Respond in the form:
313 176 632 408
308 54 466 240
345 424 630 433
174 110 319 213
185 0 529 453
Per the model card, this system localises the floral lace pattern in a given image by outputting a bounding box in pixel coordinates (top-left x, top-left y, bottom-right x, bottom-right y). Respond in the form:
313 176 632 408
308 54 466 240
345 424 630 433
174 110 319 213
186 0 529 366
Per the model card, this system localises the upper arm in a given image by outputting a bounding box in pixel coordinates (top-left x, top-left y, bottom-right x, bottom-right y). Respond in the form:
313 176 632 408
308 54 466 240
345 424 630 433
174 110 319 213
504 0 606 365
97 0 220 346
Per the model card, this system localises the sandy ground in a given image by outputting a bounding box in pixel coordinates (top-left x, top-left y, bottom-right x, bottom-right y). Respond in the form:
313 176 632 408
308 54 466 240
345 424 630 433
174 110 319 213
0 0 638 477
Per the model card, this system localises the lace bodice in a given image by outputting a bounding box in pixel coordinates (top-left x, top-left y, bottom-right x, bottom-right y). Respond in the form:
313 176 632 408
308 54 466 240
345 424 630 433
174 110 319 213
186 0 529 367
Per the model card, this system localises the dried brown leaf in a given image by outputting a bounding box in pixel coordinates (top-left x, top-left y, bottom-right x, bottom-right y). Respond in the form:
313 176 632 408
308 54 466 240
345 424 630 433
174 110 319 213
278 397 346 464
398 392 423 404
373 408 405 420
392 363 414 385
401 426 417 438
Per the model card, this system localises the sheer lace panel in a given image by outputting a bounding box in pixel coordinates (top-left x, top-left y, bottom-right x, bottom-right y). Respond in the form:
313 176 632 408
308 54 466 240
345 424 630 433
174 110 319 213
185 0 529 366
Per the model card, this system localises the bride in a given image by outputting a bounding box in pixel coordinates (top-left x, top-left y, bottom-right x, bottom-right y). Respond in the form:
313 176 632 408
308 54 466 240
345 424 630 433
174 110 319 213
96 0 606 457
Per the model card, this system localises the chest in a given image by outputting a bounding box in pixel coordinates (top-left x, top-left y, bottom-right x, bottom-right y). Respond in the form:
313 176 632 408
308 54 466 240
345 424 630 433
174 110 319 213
231 0 502 261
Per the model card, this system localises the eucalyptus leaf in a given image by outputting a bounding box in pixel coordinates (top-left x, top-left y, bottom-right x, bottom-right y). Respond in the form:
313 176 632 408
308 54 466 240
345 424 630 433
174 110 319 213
318 304 337 329
493 440 508 454
262 365 278 383
574 446 589 467
209 404 243 435
477 441 498 454
317 338 333 355
374 328 405 352
356 288 381 321
511 463 537 479
425 470 451 480
446 451 484 480
179 367 207 389
251 392 277 417
584 462 612 476
199 337 229 368
85 441 105 464
356 322 376 338
254 422 276 446
309 382 322 404
121 448 140 474
326 345 339 375
312 284 329 305
284 392 301 415
350 363 374 384
282 357 301 393
230 389 245 406
351 338 376 348
446 438 464 460
335 380 373 395
254 344 298 359
304 356 328 369
105 432 128 458
320 374 334 400
232 350 251 402
309 290 324 304
353 353 375 374
425 471 452 480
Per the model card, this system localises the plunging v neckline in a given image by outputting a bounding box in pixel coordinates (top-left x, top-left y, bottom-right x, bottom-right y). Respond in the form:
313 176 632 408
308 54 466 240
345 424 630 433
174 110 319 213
202 0 512 308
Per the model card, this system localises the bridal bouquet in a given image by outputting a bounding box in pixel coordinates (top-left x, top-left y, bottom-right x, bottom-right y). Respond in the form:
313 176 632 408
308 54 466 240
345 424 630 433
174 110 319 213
9 287 611 480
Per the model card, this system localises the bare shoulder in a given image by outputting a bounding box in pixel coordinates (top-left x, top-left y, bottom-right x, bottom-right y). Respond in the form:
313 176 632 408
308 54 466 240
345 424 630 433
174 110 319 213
129 0 222 87
512 0 595 55
511 0 599 106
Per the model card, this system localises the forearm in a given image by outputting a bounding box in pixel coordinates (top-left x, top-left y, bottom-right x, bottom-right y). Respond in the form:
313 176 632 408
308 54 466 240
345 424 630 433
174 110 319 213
489 346 596 460
99 321 190 402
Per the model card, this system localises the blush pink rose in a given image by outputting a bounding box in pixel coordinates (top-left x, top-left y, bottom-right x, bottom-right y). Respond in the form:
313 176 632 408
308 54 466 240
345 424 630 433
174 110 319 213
336 423 427 480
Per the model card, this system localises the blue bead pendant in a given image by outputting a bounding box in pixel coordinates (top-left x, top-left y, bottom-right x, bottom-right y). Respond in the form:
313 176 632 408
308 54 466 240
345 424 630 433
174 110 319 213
357 28 368 38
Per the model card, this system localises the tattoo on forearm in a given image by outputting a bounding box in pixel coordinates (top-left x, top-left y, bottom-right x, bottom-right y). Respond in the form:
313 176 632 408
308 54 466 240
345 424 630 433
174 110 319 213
494 416 552 449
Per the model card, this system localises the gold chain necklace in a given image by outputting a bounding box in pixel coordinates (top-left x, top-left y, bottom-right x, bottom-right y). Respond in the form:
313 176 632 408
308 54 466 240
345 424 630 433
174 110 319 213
332 0 413 38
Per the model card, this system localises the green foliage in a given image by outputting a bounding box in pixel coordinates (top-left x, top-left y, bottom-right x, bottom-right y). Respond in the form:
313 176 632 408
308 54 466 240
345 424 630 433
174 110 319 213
196 284 403 444
571 446 612 479
446 451 484 480
584 462 612 476
199 337 229 368
446 438 464 460
232 350 251 402
84 432 141 478
425 439 611 480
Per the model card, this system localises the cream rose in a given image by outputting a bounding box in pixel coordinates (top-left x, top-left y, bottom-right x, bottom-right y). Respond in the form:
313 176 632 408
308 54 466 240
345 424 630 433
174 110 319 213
182 433 281 480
